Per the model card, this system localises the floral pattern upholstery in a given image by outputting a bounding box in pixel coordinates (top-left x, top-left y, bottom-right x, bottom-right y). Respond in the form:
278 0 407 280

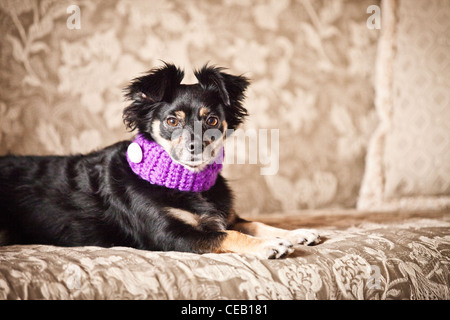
0 0 379 214
1 210 449 299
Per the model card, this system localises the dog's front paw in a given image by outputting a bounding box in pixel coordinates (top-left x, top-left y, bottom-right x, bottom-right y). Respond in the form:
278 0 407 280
256 238 294 259
284 229 320 246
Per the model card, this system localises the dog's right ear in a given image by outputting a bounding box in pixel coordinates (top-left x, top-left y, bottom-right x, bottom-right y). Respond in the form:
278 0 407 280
123 63 184 132
124 63 184 103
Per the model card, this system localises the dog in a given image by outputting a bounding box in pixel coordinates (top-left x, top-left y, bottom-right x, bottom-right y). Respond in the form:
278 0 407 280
0 63 319 259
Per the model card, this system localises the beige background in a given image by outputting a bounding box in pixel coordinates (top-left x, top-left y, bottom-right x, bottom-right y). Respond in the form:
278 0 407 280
358 0 450 211
0 0 380 215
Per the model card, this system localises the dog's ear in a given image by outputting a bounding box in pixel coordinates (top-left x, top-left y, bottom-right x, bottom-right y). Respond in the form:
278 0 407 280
123 63 184 132
194 65 250 129
124 62 184 103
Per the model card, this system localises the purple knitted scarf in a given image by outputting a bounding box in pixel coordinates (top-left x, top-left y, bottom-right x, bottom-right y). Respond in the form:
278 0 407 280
126 135 223 192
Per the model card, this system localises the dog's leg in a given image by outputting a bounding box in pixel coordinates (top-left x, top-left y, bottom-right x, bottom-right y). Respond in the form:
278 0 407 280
233 220 320 246
214 230 294 259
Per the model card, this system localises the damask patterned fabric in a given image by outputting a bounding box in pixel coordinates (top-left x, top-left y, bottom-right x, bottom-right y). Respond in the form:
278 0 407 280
0 0 380 214
385 0 450 198
358 0 450 211
1 210 449 299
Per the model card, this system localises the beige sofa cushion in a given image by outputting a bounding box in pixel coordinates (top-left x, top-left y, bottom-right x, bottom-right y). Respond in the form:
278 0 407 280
358 0 450 211
0 0 380 214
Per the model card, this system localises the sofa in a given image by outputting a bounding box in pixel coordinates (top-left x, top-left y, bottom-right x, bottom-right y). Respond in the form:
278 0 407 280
1 210 449 299
0 0 449 300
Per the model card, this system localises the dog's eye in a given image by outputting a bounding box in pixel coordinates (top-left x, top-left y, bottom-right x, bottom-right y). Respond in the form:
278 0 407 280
206 116 219 127
167 117 179 127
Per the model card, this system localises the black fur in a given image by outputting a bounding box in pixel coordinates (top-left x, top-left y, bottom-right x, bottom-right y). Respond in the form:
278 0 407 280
0 63 250 253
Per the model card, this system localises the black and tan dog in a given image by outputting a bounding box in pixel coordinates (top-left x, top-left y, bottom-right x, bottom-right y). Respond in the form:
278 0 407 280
0 63 319 259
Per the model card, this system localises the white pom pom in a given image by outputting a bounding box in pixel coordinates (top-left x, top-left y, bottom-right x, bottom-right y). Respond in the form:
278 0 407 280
127 142 143 163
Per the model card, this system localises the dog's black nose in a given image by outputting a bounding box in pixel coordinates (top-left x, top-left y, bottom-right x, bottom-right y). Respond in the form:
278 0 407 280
187 140 203 154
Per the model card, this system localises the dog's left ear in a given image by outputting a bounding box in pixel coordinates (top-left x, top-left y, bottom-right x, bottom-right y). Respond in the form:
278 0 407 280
194 65 250 129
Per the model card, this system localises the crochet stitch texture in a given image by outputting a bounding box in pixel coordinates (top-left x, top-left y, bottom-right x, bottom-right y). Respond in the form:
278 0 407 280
126 135 223 192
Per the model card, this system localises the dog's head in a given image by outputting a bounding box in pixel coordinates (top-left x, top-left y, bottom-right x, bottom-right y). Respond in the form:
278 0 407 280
123 63 250 171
